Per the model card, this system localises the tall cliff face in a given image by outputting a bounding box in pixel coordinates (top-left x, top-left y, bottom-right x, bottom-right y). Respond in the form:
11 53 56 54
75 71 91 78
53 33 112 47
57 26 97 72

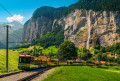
22 6 120 48
22 6 67 42
58 9 120 48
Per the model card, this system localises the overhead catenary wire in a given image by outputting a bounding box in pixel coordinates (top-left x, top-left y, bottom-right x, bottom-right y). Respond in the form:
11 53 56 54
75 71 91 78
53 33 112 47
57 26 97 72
0 3 13 16
0 3 23 27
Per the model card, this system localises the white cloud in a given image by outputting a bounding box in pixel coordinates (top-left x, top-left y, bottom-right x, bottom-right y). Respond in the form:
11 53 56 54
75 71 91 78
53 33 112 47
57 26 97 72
7 14 24 22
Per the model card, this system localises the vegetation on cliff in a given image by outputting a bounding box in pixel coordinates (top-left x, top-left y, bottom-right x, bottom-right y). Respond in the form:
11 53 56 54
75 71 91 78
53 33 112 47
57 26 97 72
64 0 120 16
36 26 64 48
32 6 67 20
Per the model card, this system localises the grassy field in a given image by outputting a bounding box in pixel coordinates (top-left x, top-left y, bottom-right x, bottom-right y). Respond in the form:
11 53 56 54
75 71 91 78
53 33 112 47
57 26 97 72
0 49 20 74
42 46 58 54
43 66 120 81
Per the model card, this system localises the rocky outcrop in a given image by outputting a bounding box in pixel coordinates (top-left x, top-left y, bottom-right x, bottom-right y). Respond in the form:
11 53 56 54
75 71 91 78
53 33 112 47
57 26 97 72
58 9 120 48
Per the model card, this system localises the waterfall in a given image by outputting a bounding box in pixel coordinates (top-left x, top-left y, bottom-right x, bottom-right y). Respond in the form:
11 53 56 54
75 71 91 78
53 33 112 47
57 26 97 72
86 10 91 48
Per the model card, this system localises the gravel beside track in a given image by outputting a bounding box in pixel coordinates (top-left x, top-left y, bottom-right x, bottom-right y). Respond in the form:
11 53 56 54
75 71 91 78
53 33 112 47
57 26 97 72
0 68 48 81
0 71 23 78
31 68 55 81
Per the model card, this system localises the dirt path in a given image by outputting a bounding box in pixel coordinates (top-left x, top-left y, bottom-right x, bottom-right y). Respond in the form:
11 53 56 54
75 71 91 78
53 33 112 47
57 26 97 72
32 68 55 81
105 70 120 73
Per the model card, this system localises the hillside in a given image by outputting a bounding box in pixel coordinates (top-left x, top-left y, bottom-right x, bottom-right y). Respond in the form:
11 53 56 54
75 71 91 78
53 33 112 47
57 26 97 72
36 27 64 48
22 0 120 48
0 49 19 74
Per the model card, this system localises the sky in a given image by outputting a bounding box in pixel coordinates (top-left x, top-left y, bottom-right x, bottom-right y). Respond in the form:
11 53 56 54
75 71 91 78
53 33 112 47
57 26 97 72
0 0 79 24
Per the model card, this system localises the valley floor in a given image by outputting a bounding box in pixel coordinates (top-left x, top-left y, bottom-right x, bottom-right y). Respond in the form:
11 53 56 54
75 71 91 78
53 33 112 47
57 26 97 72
42 66 120 81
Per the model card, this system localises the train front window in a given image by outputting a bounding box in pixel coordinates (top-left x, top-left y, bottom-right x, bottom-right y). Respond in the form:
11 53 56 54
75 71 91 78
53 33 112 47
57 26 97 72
19 57 31 63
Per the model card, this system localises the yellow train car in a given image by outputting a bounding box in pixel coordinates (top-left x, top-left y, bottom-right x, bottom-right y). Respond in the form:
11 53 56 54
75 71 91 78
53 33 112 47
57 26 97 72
19 55 49 70
49 59 59 65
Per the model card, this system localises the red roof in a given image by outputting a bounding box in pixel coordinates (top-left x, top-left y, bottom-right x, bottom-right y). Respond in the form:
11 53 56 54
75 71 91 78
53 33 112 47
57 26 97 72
107 62 114 65
39 55 50 59
100 61 106 64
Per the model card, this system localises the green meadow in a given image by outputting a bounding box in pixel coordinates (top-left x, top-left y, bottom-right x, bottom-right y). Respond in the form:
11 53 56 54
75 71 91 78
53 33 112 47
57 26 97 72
0 49 19 74
43 66 120 81
42 46 58 54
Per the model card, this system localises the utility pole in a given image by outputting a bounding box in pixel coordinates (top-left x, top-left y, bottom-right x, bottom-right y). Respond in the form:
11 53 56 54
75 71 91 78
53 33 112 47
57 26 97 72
5 25 10 72
62 50 63 61
34 42 36 57
58 50 59 60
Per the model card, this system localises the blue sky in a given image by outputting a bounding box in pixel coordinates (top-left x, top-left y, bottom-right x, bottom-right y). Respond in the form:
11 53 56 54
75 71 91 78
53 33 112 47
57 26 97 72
0 0 78 24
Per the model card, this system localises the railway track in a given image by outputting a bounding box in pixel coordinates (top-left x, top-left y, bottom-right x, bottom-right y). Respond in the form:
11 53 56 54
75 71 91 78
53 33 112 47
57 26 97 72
0 70 24 78
0 67 54 81
18 67 53 81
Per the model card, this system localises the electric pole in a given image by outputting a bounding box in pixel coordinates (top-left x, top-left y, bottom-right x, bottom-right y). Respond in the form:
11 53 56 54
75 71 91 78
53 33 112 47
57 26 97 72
5 25 10 72
34 41 36 57
34 43 36 57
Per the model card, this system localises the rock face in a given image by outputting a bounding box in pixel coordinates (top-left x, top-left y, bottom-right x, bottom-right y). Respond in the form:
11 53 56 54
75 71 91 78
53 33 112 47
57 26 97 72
22 6 67 42
58 9 120 48
23 6 120 48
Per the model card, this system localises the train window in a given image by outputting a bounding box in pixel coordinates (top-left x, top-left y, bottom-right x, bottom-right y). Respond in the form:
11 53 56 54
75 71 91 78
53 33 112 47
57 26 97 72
19 57 31 63
19 58 22 63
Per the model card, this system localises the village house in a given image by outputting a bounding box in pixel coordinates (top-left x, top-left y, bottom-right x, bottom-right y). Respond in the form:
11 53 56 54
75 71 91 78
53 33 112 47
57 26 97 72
106 52 120 59
106 52 113 57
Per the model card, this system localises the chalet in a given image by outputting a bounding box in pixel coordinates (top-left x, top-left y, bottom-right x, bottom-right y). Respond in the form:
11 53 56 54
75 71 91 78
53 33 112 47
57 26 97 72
115 54 120 59
106 52 113 57
106 62 114 65
76 59 80 62
100 61 106 65
106 52 120 59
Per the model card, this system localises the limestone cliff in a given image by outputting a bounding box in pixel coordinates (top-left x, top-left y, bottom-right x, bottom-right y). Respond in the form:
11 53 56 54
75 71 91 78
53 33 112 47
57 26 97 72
58 9 120 48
